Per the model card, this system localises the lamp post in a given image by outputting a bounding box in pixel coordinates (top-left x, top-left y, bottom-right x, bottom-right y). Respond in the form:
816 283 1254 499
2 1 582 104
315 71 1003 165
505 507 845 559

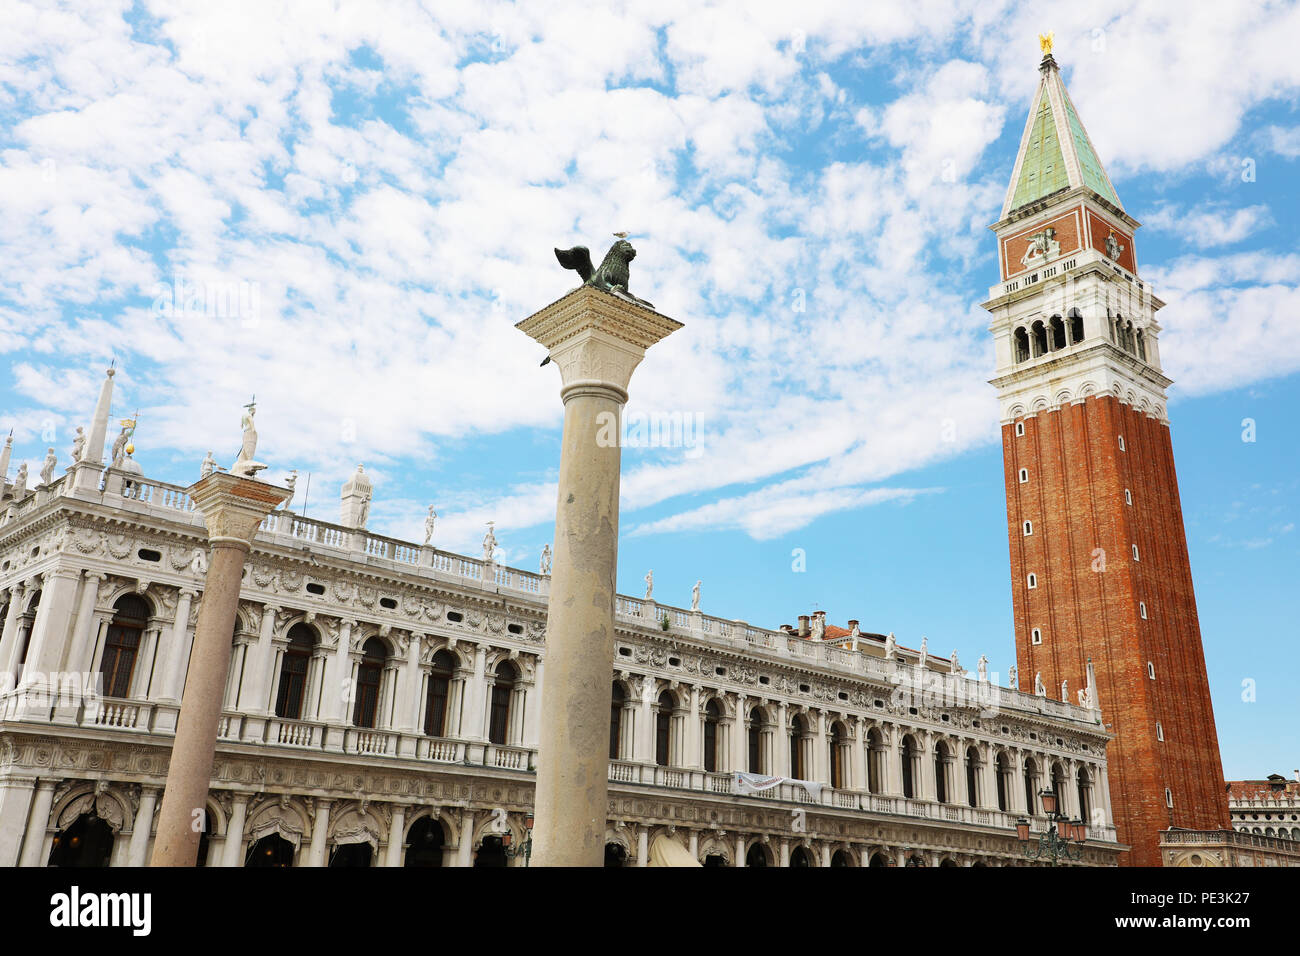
1016 789 1087 865
501 813 534 867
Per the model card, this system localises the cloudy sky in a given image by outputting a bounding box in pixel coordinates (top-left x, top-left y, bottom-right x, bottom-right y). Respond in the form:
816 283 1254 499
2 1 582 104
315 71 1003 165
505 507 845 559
1 0 1297 776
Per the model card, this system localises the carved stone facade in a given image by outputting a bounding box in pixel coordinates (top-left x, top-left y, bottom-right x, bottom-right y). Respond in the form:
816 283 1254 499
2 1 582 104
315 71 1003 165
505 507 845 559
0 462 1122 867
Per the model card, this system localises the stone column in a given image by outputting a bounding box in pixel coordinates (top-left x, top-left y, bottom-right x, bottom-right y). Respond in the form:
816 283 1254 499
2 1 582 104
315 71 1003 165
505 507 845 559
637 679 655 763
321 619 355 733
220 794 249 867
394 634 422 735
127 787 160 866
159 588 197 703
237 603 280 716
518 285 681 867
735 833 746 867
306 799 331 867
848 717 864 791
732 693 747 773
522 656 543 749
150 473 289 867
385 804 406 867
636 827 649 867
17 567 79 687
456 810 476 867
0 583 29 684
464 644 487 740
16 779 55 868
775 703 790 777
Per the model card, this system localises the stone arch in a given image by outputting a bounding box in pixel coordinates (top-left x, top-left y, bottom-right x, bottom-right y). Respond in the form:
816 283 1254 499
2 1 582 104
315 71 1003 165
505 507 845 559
696 832 732 866
1031 396 1049 413
1008 403 1026 419
604 826 634 861
1078 381 1098 398
202 797 227 838
328 801 385 851
244 795 310 849
1055 389 1073 406
51 784 131 835
273 611 319 643
423 637 472 671
233 602 263 638
403 807 455 844
744 837 774 867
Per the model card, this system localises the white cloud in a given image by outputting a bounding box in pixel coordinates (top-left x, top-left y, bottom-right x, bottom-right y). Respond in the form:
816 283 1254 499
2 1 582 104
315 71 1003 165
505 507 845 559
1143 202 1272 248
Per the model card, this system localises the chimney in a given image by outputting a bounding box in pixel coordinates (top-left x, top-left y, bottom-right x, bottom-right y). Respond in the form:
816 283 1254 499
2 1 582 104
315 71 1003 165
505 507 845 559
779 624 793 634
797 615 810 637
847 619 858 630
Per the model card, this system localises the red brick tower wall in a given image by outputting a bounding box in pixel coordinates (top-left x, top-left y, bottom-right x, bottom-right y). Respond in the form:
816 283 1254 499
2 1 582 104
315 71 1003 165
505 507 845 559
1002 393 1229 866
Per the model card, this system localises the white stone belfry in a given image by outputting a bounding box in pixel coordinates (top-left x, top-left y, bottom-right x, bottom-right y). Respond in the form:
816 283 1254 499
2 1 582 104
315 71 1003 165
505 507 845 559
516 284 682 867
340 464 373 529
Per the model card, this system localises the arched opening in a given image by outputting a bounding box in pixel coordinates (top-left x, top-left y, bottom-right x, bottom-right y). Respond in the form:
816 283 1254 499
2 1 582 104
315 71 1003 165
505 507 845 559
829 721 846 789
966 746 980 808
1031 320 1048 357
609 682 625 759
747 707 765 774
474 835 507 867
1051 762 1068 812
703 698 722 773
745 843 770 868
935 741 951 804
329 842 373 867
1014 326 1030 363
1024 758 1039 815
48 812 115 867
655 691 674 767
939 858 959 868
1135 328 1147 361
604 843 627 867
404 817 445 867
868 852 890 867
830 849 852 867
901 734 918 799
788 714 806 780
1077 767 1093 824
488 660 517 746
703 854 728 867
15 589 41 673
352 637 387 728
1049 315 1066 350
996 752 1011 812
274 623 316 719
423 650 455 737
246 833 295 867
866 727 884 794
789 846 813 867
102 595 150 698
906 854 926 867
1068 307 1084 344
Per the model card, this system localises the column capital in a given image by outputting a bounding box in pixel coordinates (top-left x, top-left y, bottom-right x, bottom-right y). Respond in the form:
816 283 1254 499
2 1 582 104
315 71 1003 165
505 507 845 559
516 286 682 399
186 472 292 546
82 570 108 583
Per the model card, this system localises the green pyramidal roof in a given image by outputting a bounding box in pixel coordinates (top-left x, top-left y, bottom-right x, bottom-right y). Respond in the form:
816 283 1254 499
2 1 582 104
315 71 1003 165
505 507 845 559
1001 56 1123 219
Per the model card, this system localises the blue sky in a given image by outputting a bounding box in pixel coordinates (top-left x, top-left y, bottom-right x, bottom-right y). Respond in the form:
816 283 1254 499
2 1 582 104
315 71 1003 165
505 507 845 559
1 1 1296 778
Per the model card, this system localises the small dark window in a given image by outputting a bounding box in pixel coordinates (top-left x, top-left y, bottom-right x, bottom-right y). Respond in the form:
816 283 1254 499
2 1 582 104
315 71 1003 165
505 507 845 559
668 657 681 667
618 647 631 657
446 611 463 623
758 676 770 685
137 549 161 562
940 714 950 722
379 597 397 610
715 666 726 676
837 691 848 701
507 623 522 635
306 582 325 595
798 683 810 693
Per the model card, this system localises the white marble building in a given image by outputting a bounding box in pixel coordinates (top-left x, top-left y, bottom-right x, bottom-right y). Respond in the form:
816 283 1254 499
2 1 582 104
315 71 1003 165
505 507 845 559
0 372 1122 867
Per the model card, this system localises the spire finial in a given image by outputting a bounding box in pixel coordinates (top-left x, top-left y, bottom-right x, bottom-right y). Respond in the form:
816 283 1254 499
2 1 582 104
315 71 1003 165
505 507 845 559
1039 31 1054 57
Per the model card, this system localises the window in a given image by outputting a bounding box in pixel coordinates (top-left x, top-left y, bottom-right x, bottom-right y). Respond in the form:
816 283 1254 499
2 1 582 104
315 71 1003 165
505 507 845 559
1023 520 1033 536
1118 435 1126 451
1156 721 1164 741
703 699 722 773
352 638 386 728
609 682 625 759
488 660 517 745
1015 421 1025 437
101 595 150 699
1125 488 1132 506
424 650 455 737
655 692 674 767
829 722 846 789
1031 628 1042 645
748 708 766 774
1166 788 1174 809
1027 573 1038 589
1148 662 1156 680
1139 602 1148 619
789 714 806 779
275 624 317 719
901 735 917 799
1018 468 1029 484
1132 544 1140 561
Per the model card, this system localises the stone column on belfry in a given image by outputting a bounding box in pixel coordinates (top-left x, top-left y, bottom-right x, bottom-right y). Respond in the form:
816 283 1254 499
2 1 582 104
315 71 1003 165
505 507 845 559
151 471 289 866
516 284 682 866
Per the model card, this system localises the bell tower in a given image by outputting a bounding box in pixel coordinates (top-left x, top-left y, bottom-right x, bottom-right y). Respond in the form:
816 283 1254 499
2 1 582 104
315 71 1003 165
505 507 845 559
982 43 1230 866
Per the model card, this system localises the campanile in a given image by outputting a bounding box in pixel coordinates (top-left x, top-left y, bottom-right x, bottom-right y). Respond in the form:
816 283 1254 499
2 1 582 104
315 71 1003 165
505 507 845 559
981 43 1230 866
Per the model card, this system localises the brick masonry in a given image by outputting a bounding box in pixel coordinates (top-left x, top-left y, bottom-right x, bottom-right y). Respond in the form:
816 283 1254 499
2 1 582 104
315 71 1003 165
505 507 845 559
1002 394 1230 866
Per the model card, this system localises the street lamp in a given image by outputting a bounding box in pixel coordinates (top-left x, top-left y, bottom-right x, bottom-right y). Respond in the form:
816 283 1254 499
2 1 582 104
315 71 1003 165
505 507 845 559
1016 789 1086 865
501 813 534 867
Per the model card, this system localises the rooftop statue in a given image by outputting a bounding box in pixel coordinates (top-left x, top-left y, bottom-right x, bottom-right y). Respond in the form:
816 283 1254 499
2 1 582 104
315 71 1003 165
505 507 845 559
554 237 654 309
230 399 267 478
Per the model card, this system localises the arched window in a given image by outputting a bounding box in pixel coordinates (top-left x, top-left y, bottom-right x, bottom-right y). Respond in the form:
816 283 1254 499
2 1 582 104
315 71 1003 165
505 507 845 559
1014 326 1030 363
1125 488 1132 506
1031 627 1043 644
1024 758 1039 815
610 682 625 760
966 747 980 808
748 708 765 774
246 833 294 867
789 846 813 867
1135 329 1147 361
996 752 1011 811
352 638 387 728
829 721 845 789
101 595 150 698
329 842 373 867
703 698 722 773
48 812 115 867
1015 421 1026 437
1031 320 1048 357
424 650 455 737
1019 467 1029 484
604 843 628 867
901 734 917 799
830 849 852 867
1023 520 1033 536
1027 573 1038 589
789 714 806 780
475 835 507 867
745 843 770 868
655 691 674 767
405 817 444 867
488 660 517 746
1068 308 1084 344
866 727 883 794
1148 661 1156 680
275 624 316 719
1049 315 1066 350
935 741 950 804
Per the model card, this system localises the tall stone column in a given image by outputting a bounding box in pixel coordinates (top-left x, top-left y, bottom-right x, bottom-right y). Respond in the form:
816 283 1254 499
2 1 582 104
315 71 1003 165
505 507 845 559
16 779 55 867
151 473 288 866
306 799 331 867
385 804 406 867
127 787 160 865
517 286 681 866
219 793 249 867
159 588 197 703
